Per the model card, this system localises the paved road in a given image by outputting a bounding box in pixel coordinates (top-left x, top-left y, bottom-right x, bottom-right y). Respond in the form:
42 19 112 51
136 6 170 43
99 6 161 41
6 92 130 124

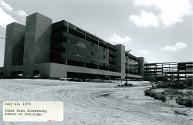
0 79 192 125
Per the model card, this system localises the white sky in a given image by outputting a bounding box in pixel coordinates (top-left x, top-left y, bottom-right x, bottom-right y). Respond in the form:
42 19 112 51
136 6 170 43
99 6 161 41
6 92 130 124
0 0 192 66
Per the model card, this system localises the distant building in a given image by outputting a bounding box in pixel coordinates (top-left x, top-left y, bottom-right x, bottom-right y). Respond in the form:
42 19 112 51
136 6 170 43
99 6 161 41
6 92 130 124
144 62 193 81
0 12 144 79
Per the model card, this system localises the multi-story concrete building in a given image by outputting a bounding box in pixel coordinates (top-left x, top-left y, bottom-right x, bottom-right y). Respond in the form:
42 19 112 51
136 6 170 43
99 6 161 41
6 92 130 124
0 12 144 80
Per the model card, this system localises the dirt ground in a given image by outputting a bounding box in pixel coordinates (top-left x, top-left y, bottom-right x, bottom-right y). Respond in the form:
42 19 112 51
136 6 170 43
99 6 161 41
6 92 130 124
0 79 192 125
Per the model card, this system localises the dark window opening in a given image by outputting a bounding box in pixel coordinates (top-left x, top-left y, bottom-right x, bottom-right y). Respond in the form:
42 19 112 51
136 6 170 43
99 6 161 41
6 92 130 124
51 46 66 53
52 25 67 34
109 67 118 72
67 60 84 67
51 36 67 43
69 28 85 39
50 58 66 64
33 70 40 77
99 42 108 49
109 46 117 52
76 28 87 35
50 51 63 59
86 36 98 45
109 61 116 65
99 65 108 71
109 53 116 58
85 63 98 69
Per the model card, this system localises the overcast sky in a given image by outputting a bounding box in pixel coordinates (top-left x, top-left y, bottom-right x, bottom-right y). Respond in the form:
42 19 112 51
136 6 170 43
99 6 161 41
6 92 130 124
0 0 192 66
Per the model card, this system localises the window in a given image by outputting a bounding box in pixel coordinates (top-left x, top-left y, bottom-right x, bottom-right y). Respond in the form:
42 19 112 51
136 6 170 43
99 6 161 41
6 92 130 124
51 44 66 53
52 36 68 43
69 28 85 39
86 35 98 45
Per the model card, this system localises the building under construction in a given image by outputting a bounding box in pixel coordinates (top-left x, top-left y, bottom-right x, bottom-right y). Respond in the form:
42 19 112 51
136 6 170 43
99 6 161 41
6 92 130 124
144 62 193 81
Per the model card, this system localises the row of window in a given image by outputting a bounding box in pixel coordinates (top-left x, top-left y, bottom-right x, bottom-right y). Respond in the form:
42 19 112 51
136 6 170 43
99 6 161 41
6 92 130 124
49 55 119 72
52 24 117 51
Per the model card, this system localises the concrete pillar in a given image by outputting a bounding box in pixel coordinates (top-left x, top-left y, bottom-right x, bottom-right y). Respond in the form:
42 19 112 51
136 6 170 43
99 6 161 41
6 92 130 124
4 23 25 77
138 57 144 77
23 13 52 77
115 44 126 79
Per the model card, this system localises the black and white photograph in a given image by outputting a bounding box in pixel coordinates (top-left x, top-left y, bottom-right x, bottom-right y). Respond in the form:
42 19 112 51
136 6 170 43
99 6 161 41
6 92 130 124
0 0 192 125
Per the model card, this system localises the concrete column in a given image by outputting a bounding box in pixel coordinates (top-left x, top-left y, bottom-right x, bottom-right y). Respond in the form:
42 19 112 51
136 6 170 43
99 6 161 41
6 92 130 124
115 44 126 79
138 57 144 77
23 13 52 77
4 23 25 77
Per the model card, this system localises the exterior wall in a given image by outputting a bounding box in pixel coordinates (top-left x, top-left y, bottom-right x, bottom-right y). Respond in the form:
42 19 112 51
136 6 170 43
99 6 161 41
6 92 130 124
51 20 117 72
138 57 144 76
2 63 50 78
50 63 67 78
67 65 120 76
23 13 52 77
4 23 25 77
115 44 126 79
125 52 144 79
49 63 121 78
33 63 51 77
64 32 109 66
12 40 24 66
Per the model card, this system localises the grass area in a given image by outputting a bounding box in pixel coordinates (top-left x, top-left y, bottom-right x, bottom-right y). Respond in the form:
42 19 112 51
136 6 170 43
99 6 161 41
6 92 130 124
144 89 166 102
153 79 193 89
145 80 193 107
175 91 193 107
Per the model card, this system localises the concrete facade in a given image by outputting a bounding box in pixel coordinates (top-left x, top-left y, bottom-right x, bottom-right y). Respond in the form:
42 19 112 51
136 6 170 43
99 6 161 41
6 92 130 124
23 13 52 77
1 12 144 80
115 44 126 79
4 23 25 77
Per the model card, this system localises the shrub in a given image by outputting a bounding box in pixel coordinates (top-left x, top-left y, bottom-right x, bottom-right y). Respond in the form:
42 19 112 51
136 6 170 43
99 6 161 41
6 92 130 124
155 93 166 102
155 81 191 89
184 97 193 107
117 83 133 87
176 96 193 107
164 89 184 95
144 89 151 96
156 82 170 88
144 89 166 102
185 78 193 87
